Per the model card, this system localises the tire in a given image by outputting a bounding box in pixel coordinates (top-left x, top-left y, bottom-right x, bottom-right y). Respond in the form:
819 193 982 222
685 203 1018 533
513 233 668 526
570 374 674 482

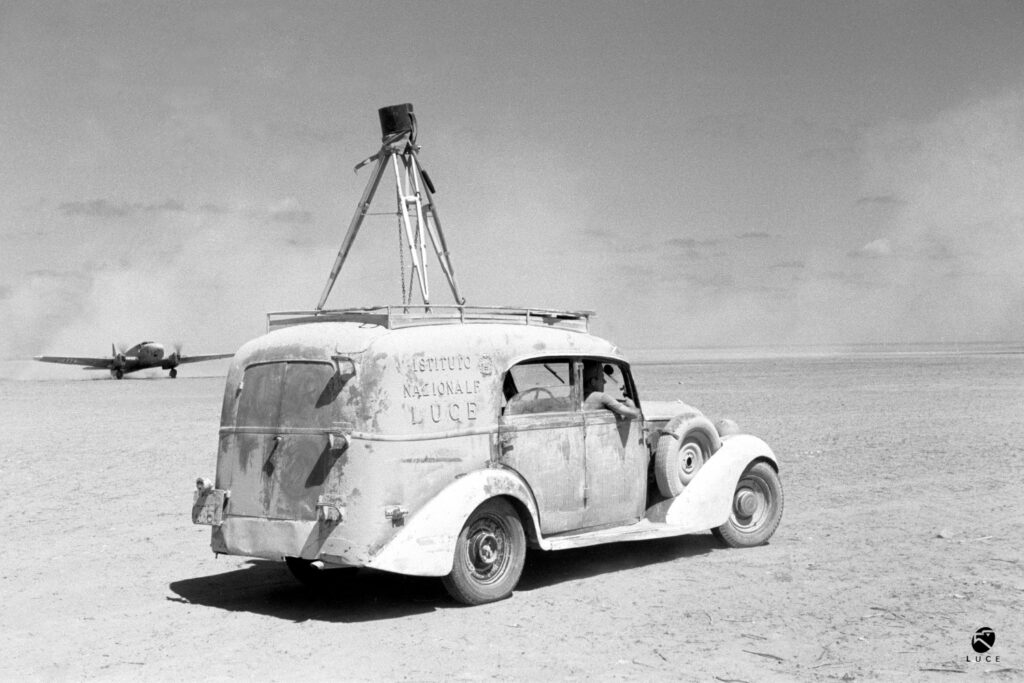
442 498 526 605
284 557 357 590
169 368 177 378
712 461 784 548
115 369 123 380
654 430 713 497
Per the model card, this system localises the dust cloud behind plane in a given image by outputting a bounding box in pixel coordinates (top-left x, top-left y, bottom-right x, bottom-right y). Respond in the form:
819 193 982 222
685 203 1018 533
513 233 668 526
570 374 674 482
2 2 1023 377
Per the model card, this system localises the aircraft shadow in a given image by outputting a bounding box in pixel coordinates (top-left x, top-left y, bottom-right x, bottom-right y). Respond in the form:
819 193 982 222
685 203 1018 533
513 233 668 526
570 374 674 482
169 534 717 622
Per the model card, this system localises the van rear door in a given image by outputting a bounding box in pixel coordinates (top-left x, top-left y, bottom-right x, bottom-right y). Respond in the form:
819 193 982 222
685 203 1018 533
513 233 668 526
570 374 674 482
222 361 341 521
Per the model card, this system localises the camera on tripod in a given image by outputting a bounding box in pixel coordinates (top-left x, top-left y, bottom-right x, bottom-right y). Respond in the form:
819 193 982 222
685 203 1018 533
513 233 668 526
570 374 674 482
378 103 416 142
316 103 464 310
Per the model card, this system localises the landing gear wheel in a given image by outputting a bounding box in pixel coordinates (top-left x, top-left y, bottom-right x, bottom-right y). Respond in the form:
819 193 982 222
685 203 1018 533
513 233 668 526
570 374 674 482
712 461 784 547
115 369 123 380
284 557 358 590
654 432 711 497
169 368 177 378
443 498 525 605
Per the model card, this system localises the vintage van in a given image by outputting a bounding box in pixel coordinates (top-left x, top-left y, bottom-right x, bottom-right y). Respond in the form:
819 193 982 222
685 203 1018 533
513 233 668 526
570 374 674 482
192 306 783 605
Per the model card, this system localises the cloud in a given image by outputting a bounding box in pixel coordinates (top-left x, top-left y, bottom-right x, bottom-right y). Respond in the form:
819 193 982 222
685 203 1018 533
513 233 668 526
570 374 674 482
666 237 722 249
855 194 904 207
59 197 189 218
736 231 775 241
59 199 133 218
145 199 185 212
850 238 892 258
841 89 1024 341
268 197 314 225
0 201 328 376
271 209 313 225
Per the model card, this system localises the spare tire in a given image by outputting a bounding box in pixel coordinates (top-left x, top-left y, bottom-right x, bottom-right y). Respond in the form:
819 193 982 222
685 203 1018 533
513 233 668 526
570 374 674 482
653 413 720 497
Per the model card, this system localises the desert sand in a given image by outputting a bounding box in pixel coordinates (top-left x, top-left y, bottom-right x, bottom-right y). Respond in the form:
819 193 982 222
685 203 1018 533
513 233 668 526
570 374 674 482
1 348 1021 681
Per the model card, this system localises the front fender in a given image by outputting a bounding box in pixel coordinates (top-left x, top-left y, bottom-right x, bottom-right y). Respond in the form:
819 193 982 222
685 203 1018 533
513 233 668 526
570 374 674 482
364 468 540 577
646 434 777 532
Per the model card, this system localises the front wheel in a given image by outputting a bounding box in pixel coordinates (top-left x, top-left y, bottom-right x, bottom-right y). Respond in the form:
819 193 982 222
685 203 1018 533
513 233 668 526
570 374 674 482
442 498 526 605
712 461 784 548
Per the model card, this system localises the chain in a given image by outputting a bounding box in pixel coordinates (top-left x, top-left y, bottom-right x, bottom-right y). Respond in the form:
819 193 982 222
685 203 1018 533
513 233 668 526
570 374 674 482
396 186 408 305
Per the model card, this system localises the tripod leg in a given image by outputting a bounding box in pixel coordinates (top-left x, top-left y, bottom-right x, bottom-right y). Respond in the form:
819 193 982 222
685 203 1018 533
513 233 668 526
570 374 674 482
411 150 465 304
316 151 391 310
393 154 430 304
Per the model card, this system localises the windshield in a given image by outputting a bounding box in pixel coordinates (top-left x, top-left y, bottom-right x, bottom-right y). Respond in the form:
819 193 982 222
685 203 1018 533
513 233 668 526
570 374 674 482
235 361 339 428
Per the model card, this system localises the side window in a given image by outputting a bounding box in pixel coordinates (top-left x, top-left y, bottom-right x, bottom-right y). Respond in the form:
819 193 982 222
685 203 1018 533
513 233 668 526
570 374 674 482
581 359 633 410
599 363 628 401
502 359 575 415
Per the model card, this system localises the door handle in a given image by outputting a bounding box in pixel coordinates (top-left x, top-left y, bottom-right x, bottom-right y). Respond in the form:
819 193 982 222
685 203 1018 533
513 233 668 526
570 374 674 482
497 432 516 453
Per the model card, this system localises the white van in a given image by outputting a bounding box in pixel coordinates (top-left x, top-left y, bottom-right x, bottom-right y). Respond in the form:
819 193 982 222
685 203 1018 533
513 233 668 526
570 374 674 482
193 306 783 604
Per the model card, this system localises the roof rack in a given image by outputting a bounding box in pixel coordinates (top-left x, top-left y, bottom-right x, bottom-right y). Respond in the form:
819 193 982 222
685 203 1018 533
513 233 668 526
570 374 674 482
267 305 593 333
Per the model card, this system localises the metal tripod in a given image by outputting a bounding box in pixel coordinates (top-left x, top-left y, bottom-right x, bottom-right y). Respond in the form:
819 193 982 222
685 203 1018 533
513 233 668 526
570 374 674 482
315 128 465 311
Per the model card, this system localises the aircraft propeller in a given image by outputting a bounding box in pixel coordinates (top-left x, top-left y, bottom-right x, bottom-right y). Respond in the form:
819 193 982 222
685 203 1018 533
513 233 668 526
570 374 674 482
111 343 127 368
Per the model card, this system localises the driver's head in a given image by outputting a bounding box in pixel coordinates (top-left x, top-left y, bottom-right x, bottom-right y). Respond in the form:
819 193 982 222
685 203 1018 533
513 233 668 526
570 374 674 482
583 361 604 393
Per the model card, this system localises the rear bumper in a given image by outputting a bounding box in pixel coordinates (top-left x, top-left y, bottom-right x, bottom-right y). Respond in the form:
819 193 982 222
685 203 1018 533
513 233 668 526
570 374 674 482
193 484 369 564
207 515 376 568
211 516 319 559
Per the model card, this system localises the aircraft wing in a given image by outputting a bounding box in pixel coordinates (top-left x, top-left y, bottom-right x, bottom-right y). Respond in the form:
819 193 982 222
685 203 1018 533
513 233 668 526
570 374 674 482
34 355 113 370
175 353 234 365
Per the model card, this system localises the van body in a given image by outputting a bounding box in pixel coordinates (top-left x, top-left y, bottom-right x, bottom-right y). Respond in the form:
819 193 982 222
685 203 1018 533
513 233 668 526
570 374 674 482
192 306 783 604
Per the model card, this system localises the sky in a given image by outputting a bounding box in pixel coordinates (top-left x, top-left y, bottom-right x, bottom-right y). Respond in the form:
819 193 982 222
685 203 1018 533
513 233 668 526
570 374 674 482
2 1 1024 375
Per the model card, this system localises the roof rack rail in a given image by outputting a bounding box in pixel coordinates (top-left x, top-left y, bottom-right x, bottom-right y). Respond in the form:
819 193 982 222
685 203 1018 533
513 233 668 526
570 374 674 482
267 305 594 333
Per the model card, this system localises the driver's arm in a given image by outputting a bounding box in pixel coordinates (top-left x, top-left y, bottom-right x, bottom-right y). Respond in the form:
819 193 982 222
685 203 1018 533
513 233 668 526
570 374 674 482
592 392 640 419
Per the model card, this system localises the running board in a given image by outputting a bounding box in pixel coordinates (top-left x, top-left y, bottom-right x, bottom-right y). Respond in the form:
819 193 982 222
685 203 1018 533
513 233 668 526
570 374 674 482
542 518 698 551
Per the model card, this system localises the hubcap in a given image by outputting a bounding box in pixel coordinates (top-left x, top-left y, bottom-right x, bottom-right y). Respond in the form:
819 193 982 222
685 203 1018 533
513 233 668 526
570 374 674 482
735 489 759 517
464 515 510 583
472 532 499 568
679 441 702 476
730 473 773 531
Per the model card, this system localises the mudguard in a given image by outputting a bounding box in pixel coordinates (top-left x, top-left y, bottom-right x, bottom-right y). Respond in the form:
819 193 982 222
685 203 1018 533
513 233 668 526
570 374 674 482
646 434 777 532
364 467 541 577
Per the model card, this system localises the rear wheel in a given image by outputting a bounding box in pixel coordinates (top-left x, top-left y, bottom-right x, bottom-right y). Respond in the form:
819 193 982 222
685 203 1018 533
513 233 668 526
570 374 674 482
442 498 525 605
712 461 784 547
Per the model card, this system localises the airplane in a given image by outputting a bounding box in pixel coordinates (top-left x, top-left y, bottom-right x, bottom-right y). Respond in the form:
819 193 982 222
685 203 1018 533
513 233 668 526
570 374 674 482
34 342 233 379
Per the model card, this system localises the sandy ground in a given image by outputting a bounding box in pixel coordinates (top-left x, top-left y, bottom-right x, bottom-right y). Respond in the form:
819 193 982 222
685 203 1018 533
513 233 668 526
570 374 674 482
1 350 1022 681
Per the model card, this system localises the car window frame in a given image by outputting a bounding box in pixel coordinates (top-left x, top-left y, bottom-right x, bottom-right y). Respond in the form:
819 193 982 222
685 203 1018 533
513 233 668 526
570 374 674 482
578 356 641 413
500 356 579 416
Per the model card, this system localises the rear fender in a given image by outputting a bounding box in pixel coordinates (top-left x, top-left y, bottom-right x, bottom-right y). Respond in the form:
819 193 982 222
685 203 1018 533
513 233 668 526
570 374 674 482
646 434 777 532
365 468 540 577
